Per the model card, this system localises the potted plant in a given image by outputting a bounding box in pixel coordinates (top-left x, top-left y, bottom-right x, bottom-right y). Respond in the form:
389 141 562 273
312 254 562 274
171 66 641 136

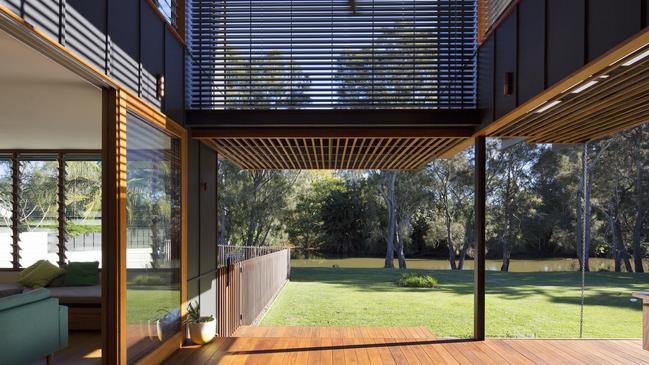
185 302 216 345
149 309 180 342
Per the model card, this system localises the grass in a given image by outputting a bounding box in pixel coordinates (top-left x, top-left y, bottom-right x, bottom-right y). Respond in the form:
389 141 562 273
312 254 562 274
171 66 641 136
261 265 647 338
126 289 180 325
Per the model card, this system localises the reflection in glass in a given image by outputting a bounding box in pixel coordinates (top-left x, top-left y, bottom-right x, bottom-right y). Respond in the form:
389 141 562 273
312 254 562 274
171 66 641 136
0 158 11 268
65 159 102 265
126 113 181 363
19 159 59 266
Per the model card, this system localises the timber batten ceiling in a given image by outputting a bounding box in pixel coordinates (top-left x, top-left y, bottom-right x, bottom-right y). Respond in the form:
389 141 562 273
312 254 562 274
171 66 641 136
196 133 470 170
482 27 649 144
189 109 479 170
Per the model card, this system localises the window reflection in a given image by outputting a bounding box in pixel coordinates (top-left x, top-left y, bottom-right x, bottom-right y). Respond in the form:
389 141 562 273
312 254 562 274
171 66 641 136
126 113 181 363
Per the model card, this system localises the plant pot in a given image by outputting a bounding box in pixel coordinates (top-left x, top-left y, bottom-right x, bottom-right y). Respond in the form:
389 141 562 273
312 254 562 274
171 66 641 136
188 319 216 345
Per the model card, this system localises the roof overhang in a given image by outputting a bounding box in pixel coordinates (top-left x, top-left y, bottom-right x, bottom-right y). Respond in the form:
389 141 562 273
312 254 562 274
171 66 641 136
478 26 649 144
188 109 480 170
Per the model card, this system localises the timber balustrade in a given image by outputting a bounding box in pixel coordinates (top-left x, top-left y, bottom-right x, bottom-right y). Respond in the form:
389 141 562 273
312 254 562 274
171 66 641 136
216 245 291 337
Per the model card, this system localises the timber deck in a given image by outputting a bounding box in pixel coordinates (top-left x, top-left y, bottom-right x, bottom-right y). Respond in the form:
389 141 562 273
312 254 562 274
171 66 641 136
163 326 648 364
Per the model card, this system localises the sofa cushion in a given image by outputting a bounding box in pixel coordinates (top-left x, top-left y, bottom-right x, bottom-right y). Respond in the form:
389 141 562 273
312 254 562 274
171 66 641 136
0 287 51 311
19 261 66 288
63 261 99 286
0 283 22 298
47 285 101 305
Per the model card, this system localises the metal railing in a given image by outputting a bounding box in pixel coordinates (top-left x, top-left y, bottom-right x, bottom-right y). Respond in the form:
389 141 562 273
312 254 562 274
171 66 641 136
217 245 289 268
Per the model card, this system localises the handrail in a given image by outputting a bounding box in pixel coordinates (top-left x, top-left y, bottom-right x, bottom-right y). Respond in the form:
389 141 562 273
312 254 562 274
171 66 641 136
217 245 289 268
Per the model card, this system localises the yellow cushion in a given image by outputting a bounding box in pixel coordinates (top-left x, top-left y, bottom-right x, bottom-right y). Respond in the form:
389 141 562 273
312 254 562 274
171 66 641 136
19 260 66 288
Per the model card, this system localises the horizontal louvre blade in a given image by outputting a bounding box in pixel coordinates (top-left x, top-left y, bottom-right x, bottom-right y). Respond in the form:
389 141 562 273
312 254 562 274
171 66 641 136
187 0 476 109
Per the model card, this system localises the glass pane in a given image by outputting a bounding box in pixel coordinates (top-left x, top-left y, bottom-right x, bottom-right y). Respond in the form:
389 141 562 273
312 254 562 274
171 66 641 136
0 158 12 268
65 160 102 266
19 159 59 267
126 113 181 363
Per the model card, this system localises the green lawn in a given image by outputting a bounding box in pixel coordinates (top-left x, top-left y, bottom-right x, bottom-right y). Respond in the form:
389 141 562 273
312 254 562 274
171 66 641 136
261 266 647 339
126 288 180 325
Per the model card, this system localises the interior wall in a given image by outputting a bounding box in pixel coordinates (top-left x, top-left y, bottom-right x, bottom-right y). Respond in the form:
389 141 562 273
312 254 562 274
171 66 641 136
478 0 646 126
0 0 185 123
187 139 218 320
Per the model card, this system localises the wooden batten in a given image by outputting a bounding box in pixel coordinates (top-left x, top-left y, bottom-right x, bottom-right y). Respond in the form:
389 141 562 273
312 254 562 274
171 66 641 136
198 136 471 170
479 26 649 144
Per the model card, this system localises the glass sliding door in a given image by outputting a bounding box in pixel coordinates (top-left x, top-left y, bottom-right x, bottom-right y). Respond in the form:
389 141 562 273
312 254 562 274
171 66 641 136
125 112 182 364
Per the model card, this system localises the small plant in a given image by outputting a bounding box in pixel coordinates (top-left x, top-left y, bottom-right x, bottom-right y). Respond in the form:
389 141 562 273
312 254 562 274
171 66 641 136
184 302 215 324
398 272 438 288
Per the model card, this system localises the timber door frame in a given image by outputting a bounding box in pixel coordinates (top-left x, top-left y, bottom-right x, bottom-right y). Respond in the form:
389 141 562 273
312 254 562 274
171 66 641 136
103 88 188 365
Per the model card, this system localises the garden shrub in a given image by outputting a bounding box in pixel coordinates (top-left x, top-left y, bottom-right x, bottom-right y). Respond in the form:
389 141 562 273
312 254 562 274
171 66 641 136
398 272 438 288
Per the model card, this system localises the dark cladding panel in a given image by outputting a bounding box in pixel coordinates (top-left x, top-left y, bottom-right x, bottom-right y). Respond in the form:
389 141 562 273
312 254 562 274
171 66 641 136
187 278 199 307
21 0 60 41
546 0 585 86
199 144 217 275
187 139 200 281
588 0 642 61
66 0 107 72
494 10 517 119
164 30 185 124
140 1 164 109
199 274 217 319
518 0 545 104
109 0 140 93
478 37 495 125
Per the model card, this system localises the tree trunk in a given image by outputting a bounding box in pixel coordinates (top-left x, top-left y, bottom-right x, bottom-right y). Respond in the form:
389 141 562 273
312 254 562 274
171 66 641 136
382 172 397 268
395 217 407 269
632 135 646 273
500 235 511 272
445 207 457 270
575 172 583 269
457 218 473 270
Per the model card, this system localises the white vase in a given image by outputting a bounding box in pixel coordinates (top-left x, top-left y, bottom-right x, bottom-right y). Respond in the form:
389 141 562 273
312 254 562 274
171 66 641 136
188 319 217 345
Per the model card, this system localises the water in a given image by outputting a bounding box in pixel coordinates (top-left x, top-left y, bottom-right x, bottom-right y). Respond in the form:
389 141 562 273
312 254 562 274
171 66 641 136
291 257 649 272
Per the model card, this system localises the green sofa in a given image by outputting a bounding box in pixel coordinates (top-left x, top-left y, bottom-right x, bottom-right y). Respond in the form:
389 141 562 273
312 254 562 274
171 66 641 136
0 288 68 365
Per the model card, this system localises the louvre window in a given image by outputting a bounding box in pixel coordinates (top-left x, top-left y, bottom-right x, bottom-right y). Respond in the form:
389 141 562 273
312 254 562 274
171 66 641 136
188 0 477 109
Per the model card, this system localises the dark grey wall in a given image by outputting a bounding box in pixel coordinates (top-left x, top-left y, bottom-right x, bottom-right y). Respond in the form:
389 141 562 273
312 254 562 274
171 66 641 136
478 0 645 127
2 0 185 123
186 139 218 320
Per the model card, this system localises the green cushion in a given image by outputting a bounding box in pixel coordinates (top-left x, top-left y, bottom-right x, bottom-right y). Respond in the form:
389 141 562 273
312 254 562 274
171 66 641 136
19 261 66 288
63 261 99 286
19 260 46 280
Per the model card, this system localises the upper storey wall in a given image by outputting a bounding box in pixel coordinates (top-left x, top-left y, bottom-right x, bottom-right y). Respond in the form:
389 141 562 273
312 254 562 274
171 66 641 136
478 0 646 127
1 0 185 123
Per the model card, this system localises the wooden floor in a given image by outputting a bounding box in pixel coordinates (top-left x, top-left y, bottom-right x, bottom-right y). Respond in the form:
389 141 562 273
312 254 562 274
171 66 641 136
29 331 101 365
164 326 648 365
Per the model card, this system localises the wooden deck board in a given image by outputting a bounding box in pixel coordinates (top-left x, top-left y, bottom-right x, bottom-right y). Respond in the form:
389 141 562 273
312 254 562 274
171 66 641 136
164 327 648 365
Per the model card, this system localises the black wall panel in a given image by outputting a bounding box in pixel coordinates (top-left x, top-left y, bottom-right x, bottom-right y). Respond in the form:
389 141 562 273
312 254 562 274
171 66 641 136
165 30 186 124
140 1 164 109
186 141 218 319
109 0 140 91
546 0 585 86
199 144 217 275
23 0 60 41
0 0 184 119
187 139 200 281
588 0 642 61
66 0 107 73
199 274 217 318
478 37 495 126
494 10 518 119
517 0 545 104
